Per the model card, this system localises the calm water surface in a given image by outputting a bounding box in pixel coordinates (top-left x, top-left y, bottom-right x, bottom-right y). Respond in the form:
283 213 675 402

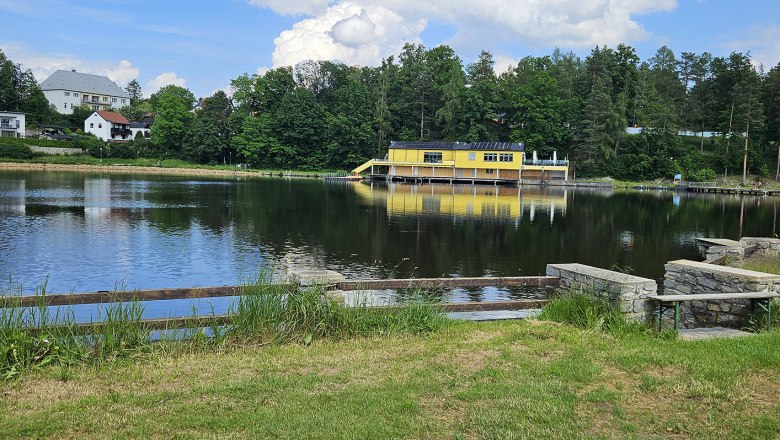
1 170 777 314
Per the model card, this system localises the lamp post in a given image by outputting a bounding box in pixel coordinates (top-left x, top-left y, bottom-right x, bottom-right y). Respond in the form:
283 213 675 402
100 147 103 165
229 151 232 166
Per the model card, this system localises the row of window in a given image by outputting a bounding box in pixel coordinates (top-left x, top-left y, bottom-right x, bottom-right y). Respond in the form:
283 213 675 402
423 152 516 162
63 91 126 104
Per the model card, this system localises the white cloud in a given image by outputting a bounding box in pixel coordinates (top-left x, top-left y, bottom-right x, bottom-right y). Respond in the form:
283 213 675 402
144 72 187 97
725 25 780 70
271 2 425 67
103 60 139 86
247 0 330 16
256 65 271 76
0 42 139 86
254 0 678 68
492 54 518 75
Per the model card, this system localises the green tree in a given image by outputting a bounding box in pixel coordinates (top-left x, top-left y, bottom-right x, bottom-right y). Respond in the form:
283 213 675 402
125 79 142 104
231 113 282 167
151 92 193 155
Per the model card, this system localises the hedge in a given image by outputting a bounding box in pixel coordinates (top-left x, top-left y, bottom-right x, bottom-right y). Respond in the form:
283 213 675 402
0 143 33 159
0 137 77 149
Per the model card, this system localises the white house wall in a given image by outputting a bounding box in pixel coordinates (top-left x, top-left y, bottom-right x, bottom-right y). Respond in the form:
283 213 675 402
84 113 111 141
0 112 26 137
44 90 129 115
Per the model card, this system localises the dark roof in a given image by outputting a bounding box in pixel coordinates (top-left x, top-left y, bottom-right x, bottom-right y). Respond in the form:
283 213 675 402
389 141 524 152
39 124 65 129
130 122 150 128
40 70 130 98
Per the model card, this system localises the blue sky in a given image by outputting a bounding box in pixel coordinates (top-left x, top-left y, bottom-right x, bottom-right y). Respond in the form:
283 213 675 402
1 0 778 98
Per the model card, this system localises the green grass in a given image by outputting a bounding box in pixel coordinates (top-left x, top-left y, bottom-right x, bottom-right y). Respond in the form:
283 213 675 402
4 283 780 438
742 257 780 275
0 154 336 175
0 275 447 382
2 319 780 438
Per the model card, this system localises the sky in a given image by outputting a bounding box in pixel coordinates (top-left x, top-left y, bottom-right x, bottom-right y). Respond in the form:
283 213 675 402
1 0 779 99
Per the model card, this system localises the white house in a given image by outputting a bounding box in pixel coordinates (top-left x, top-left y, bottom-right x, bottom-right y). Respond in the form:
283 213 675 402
129 114 154 139
41 70 131 115
0 111 25 138
84 111 131 142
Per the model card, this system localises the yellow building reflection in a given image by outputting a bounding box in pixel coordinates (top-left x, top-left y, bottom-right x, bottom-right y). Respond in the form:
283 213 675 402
352 182 567 222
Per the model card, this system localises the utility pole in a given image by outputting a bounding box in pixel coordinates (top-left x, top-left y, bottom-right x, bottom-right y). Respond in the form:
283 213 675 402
742 105 751 185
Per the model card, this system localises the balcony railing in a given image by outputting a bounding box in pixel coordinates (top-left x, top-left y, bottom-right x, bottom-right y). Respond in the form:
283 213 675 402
0 124 17 130
523 160 569 166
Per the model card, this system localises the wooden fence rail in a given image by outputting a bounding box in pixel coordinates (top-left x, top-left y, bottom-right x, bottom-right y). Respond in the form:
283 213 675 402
36 299 551 334
1 276 559 308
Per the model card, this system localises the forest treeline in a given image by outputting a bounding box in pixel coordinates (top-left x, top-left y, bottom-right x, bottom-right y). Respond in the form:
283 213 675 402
2 43 780 179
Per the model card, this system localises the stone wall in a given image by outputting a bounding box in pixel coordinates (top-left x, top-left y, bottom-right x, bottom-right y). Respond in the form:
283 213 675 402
545 263 657 323
740 237 780 259
29 146 84 155
696 237 780 266
663 260 780 328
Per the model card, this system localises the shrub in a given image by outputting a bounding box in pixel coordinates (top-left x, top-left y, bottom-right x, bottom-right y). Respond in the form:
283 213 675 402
0 143 33 159
0 137 74 149
689 168 716 182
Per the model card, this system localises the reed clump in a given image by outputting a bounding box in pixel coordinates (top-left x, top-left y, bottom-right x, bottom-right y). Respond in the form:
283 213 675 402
1 274 448 380
538 287 649 336
231 274 447 344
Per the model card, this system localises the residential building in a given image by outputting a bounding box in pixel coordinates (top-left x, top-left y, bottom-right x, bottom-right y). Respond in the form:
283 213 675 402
129 114 154 139
352 141 570 182
0 111 26 138
40 70 131 114
84 111 131 142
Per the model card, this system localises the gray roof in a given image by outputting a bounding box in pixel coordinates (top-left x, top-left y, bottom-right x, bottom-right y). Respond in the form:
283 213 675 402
389 141 524 152
40 70 130 98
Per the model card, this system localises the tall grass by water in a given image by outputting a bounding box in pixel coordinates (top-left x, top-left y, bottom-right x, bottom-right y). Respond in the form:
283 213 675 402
0 274 448 380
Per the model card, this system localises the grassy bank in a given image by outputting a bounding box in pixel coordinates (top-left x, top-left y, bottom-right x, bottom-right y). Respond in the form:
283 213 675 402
2 319 780 438
0 277 446 382
0 158 328 178
742 257 780 275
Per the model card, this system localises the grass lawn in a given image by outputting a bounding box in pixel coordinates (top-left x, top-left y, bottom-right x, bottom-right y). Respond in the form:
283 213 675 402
2 320 780 439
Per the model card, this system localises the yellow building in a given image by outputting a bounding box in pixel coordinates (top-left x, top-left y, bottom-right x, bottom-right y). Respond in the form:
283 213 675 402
351 182 568 222
352 141 569 182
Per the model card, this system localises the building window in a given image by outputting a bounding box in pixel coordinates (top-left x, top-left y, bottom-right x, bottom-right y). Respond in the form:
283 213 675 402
112 98 117 103
486 169 495 174
98 123 102 128
103 97 108 102
423 152 442 163
74 93 79 97
93 105 99 110
64 103 67 109
65 92 70 96
468 152 476 161
90 123 94 128
483 153 497 162
121 99 126 104
499 153 513 162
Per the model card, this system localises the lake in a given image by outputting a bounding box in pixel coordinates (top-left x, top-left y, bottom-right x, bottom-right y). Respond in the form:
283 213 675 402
1 170 777 312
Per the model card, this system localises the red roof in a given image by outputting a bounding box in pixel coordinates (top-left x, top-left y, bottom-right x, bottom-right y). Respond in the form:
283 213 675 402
96 111 129 125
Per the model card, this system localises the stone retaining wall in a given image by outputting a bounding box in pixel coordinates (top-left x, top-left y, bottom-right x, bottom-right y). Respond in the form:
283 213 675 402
740 237 780 259
663 260 780 328
545 263 656 323
29 146 84 155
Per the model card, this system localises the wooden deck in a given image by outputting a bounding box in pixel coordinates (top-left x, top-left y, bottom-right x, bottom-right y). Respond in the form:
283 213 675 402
685 186 778 196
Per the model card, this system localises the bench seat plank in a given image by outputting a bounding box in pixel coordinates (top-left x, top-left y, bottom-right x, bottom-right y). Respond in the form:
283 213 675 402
648 292 779 302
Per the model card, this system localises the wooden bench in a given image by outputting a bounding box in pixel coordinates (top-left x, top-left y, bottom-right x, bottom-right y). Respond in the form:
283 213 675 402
648 292 779 332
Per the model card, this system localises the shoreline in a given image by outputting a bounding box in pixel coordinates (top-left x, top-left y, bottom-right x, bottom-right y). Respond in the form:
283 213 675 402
0 161 320 179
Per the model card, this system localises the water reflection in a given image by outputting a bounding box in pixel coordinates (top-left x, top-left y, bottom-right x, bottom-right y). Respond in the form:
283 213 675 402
1 170 778 302
352 182 568 224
